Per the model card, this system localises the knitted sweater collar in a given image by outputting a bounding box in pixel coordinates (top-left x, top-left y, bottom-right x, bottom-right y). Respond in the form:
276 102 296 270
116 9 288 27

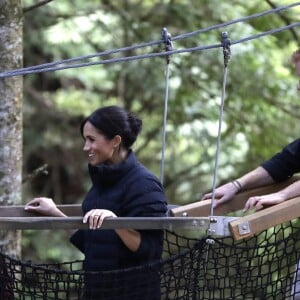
88 150 136 187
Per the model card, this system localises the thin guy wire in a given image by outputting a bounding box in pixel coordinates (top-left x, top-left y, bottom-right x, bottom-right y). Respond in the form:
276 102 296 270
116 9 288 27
160 28 172 185
3 1 298 76
204 48 230 275
173 1 300 41
0 4 298 77
210 66 229 216
1 22 299 78
3 39 162 74
209 31 231 216
160 62 170 185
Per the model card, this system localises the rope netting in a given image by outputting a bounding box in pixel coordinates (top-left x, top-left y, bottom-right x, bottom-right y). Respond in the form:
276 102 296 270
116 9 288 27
1 219 300 300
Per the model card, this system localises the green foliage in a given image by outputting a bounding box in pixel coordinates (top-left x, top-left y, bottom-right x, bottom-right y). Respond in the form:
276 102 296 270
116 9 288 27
21 230 83 263
20 0 300 262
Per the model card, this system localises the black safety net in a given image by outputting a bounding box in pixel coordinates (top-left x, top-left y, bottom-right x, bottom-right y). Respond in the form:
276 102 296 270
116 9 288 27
0 219 300 300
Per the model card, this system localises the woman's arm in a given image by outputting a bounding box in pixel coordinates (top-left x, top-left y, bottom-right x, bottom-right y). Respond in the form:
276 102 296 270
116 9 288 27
25 197 78 234
82 208 141 252
24 197 66 217
115 229 141 252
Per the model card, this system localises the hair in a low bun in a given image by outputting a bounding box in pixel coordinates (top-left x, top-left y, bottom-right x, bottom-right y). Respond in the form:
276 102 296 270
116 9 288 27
80 106 143 150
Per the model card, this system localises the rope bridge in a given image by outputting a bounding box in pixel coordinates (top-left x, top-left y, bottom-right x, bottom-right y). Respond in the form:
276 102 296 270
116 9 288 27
0 220 300 299
1 178 300 299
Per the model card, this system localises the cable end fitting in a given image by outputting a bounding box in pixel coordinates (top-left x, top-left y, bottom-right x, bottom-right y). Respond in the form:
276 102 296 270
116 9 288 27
162 27 173 64
221 31 231 67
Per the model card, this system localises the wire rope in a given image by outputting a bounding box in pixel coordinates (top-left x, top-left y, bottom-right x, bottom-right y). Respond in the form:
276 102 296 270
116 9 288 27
0 3 299 78
160 28 173 185
210 33 231 217
204 33 231 279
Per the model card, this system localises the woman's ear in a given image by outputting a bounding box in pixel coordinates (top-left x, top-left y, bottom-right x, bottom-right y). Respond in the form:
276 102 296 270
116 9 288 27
112 135 122 148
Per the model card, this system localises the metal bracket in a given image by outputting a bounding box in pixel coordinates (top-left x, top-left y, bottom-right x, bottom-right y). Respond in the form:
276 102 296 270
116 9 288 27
208 216 239 237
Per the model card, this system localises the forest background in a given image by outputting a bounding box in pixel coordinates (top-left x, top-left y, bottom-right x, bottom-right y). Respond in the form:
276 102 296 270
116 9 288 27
0 0 299 263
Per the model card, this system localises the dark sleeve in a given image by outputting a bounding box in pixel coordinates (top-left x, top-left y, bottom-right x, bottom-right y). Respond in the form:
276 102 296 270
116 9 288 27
261 139 300 182
69 229 85 253
122 176 168 218
121 176 168 260
134 230 164 260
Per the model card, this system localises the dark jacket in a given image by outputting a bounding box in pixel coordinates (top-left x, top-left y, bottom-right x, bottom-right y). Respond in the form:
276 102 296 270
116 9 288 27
261 138 300 182
70 151 168 272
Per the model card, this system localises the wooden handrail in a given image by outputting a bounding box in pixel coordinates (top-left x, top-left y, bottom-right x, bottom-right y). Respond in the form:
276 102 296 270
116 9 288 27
229 196 300 240
0 204 211 230
0 204 82 217
1 176 300 239
170 176 300 240
170 176 300 217
0 215 210 231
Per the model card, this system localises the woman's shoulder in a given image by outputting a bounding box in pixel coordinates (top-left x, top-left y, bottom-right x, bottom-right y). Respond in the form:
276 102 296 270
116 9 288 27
131 162 160 182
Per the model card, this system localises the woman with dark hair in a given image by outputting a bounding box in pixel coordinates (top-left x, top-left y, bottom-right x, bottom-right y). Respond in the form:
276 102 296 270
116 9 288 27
25 105 168 299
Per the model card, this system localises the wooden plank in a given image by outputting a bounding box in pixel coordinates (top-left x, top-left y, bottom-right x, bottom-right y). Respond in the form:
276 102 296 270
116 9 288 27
229 196 300 240
58 204 82 215
0 204 82 217
0 204 178 217
0 216 210 231
170 176 300 217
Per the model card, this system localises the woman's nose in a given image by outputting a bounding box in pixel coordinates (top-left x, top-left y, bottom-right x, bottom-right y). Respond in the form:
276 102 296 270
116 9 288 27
83 142 89 151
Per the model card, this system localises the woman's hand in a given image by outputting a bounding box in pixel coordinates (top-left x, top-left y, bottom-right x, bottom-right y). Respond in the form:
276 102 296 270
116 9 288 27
202 181 240 208
24 197 66 217
83 209 142 251
83 209 117 230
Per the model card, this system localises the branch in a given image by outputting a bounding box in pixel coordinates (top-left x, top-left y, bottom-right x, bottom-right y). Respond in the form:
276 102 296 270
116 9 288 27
22 164 48 184
23 0 55 13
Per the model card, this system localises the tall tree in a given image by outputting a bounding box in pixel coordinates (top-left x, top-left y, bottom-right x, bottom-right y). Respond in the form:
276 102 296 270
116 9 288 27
0 0 23 256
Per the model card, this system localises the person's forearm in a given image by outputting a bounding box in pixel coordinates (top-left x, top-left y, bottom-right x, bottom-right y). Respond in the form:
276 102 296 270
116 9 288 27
115 229 141 252
236 166 275 190
277 180 300 200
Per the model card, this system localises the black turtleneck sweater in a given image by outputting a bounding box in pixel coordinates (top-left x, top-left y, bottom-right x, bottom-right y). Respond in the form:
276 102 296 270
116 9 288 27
70 151 168 272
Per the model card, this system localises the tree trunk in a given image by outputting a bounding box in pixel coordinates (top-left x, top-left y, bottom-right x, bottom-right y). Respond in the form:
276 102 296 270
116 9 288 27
0 0 23 256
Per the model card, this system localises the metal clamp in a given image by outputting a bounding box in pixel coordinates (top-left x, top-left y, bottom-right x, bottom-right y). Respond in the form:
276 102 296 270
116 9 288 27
208 216 239 237
162 27 173 64
221 31 231 67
